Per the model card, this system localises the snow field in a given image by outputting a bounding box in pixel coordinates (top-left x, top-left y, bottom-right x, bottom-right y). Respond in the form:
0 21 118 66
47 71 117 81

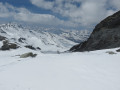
0 48 120 90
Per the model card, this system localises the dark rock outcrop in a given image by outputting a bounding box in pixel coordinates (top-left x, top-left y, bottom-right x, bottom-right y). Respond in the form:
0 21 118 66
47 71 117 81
116 49 120 52
25 45 41 50
70 10 120 52
25 45 36 50
0 35 6 41
18 38 26 43
0 40 19 50
36 47 41 50
106 51 116 54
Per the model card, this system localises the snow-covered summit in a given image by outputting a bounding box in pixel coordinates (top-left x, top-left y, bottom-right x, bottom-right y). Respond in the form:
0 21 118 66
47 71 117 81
0 23 77 52
33 27 91 43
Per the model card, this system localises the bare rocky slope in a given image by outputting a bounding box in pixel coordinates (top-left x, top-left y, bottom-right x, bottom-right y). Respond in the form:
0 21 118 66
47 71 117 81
70 10 120 52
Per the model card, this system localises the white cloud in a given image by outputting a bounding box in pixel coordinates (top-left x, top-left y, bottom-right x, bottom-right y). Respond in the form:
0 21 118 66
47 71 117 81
109 0 120 10
0 0 120 29
30 0 54 10
69 0 107 25
0 2 78 28
30 0 120 27
0 3 13 17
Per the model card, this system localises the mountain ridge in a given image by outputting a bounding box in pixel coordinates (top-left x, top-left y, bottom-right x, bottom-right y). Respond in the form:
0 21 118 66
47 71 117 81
70 10 120 52
0 23 77 52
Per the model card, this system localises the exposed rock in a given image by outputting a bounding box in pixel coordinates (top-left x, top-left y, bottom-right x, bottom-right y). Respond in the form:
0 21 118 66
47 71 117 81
36 47 41 50
116 49 120 52
0 35 6 41
57 50 60 54
106 51 116 55
3 40 8 45
20 52 37 58
70 10 120 52
25 45 41 50
1 41 10 50
0 40 19 50
25 45 36 50
18 38 26 43
9 43 18 49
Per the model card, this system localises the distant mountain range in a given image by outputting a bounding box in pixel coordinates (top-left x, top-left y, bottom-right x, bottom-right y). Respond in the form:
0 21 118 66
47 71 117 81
31 26 91 43
0 23 90 52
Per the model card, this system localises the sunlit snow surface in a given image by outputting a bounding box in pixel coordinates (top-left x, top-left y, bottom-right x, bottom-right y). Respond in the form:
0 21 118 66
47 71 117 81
0 48 120 90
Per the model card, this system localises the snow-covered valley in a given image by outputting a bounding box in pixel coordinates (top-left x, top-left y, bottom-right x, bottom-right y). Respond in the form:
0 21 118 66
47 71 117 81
0 23 120 90
0 48 120 90
0 1 120 90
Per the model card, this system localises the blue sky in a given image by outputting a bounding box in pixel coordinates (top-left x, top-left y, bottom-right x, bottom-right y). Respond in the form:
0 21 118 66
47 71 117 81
0 0 120 30
0 0 53 14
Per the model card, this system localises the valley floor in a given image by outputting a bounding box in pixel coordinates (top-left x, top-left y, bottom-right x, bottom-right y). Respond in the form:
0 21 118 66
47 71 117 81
0 48 120 90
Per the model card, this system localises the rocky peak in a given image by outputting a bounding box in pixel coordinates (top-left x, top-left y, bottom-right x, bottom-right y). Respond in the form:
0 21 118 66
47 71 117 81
70 10 120 52
93 11 120 33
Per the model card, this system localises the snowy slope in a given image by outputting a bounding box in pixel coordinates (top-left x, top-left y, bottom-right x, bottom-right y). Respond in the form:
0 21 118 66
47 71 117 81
0 23 77 52
0 48 120 90
32 27 91 43
0 23 119 90
59 30 90 43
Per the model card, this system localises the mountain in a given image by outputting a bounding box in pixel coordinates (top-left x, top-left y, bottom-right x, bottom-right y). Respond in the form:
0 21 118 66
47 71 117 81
70 10 120 52
0 23 77 52
31 27 91 43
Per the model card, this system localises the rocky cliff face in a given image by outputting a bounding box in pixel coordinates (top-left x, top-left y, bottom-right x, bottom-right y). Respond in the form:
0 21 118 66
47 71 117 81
70 10 120 52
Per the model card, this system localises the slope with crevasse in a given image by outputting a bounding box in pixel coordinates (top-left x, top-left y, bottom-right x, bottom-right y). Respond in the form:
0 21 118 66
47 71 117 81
0 23 77 52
